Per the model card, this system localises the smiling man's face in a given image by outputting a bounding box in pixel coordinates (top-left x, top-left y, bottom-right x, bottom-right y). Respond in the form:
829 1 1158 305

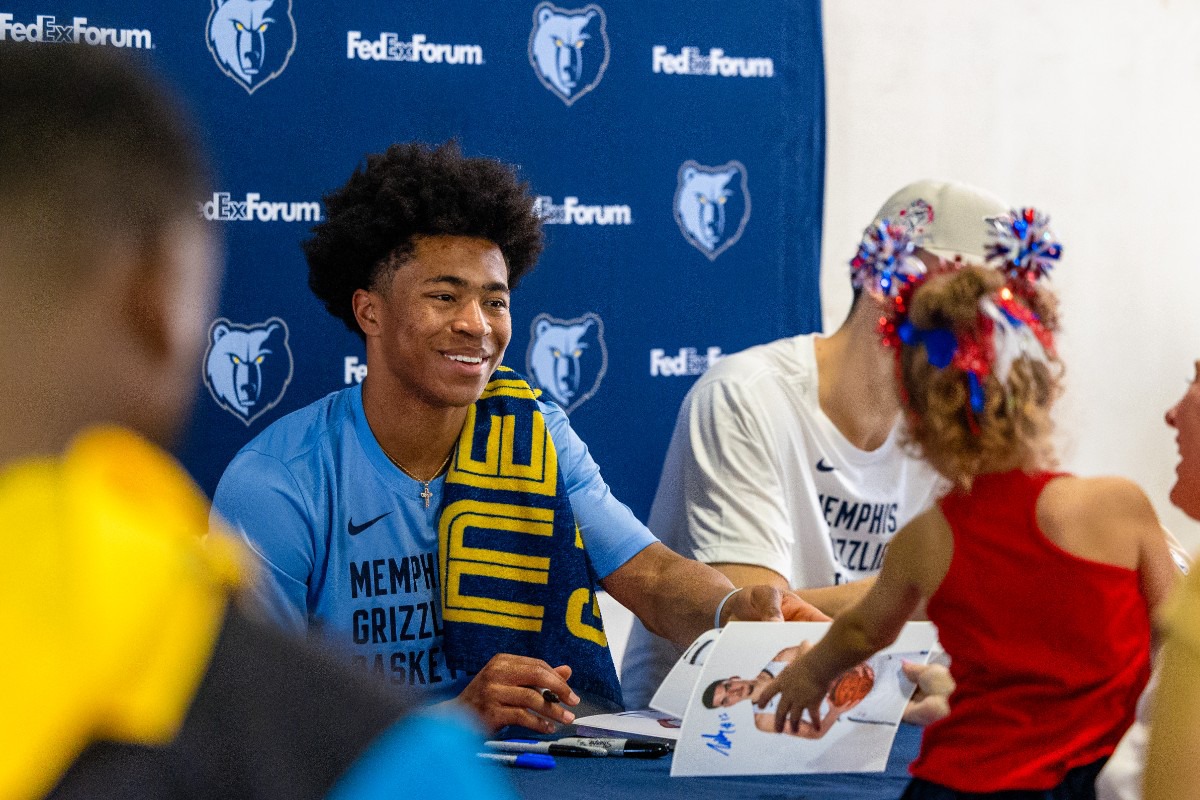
363 235 511 410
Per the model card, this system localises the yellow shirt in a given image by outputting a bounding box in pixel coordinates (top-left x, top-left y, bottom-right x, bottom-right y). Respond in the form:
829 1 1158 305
1163 564 1200 660
0 427 247 799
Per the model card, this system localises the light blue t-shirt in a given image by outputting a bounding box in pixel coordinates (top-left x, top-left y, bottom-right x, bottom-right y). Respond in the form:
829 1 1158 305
212 383 656 701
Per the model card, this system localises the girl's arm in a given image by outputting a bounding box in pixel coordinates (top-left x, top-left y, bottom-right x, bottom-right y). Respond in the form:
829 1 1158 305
756 508 950 734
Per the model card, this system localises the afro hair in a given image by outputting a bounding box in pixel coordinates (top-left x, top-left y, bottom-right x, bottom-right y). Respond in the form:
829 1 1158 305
304 141 544 337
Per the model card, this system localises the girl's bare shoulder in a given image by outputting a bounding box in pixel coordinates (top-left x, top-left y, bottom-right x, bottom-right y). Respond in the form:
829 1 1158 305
1039 475 1154 522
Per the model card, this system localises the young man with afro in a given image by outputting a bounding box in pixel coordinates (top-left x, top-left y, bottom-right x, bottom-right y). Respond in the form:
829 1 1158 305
212 141 824 733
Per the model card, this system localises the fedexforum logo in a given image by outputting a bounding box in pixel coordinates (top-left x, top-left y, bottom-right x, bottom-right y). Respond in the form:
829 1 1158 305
0 13 152 47
199 192 322 223
650 346 725 377
534 196 632 226
347 30 483 64
652 45 774 78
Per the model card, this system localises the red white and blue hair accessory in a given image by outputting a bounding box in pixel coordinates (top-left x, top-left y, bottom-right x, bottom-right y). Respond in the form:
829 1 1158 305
980 289 1051 387
881 276 1056 430
985 207 1062 284
850 218 925 298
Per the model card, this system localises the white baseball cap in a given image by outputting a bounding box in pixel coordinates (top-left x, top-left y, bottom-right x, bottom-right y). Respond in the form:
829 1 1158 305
870 179 1010 263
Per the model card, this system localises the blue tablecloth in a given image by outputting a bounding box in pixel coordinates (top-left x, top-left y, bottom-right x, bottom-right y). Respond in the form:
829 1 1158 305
507 722 921 800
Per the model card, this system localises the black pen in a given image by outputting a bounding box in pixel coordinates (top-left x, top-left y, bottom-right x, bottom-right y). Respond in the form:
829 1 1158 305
523 685 563 705
555 736 673 759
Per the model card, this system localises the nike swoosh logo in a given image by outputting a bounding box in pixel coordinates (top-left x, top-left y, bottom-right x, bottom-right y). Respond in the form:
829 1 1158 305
816 459 836 472
348 512 392 536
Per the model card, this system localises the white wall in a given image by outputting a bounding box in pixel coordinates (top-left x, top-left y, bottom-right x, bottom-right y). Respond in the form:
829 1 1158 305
822 0 1200 551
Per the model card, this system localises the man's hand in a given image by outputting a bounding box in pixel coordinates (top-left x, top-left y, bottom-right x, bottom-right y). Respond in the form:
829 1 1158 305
709 563 873 619
456 654 579 733
721 586 832 626
721 585 786 625
900 661 954 726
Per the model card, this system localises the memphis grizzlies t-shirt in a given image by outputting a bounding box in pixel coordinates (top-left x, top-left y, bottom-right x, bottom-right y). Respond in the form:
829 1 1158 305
211 383 656 701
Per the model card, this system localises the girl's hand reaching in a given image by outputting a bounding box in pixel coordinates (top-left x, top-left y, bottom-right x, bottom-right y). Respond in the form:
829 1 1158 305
755 658 832 734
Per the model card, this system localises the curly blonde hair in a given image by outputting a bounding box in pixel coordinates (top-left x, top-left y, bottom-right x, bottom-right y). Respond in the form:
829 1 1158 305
897 265 1062 489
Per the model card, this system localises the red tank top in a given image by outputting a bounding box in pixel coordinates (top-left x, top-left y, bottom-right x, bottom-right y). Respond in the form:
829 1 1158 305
910 470 1150 792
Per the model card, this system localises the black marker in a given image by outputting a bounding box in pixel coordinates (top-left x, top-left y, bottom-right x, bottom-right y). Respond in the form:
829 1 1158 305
485 739 606 757
555 736 673 759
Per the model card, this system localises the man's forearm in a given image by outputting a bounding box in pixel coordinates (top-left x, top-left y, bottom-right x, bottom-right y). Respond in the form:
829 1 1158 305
602 543 734 649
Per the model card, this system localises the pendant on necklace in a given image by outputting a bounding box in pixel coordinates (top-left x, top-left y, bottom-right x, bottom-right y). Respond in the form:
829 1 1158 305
420 483 433 508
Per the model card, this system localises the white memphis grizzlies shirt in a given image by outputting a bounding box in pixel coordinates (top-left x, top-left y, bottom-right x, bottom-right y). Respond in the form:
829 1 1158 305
650 334 942 587
212 383 655 701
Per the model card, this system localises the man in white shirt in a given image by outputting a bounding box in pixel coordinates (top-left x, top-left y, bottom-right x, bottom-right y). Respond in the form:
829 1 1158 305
622 179 1007 708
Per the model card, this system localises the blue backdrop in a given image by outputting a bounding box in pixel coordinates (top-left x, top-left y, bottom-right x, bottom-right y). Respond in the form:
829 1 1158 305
5 1 826 521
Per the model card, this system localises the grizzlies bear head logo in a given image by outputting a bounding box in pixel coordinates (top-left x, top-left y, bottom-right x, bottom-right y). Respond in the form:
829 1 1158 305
525 313 607 413
206 0 297 94
204 317 294 425
674 160 752 261
527 2 609 106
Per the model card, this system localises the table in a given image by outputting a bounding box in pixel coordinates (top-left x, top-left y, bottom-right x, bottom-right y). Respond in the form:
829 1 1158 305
508 722 921 800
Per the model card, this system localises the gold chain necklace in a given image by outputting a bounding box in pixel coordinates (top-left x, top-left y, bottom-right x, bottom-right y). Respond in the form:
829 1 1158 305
383 448 454 508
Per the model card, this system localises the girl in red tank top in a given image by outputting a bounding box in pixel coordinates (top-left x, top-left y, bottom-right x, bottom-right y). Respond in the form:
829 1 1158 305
755 222 1177 799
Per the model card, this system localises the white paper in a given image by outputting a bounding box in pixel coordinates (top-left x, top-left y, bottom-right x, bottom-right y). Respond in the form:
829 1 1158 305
670 621 938 777
650 627 721 719
572 708 682 741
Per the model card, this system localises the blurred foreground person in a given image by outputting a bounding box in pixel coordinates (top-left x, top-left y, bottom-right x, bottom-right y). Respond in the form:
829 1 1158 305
0 43 510 800
1144 360 1200 800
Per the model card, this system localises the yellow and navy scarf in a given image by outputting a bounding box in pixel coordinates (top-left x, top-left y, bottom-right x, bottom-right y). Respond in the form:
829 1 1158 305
438 368 621 706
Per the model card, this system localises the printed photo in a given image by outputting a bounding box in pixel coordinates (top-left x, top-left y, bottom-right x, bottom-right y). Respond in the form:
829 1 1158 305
671 621 938 777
